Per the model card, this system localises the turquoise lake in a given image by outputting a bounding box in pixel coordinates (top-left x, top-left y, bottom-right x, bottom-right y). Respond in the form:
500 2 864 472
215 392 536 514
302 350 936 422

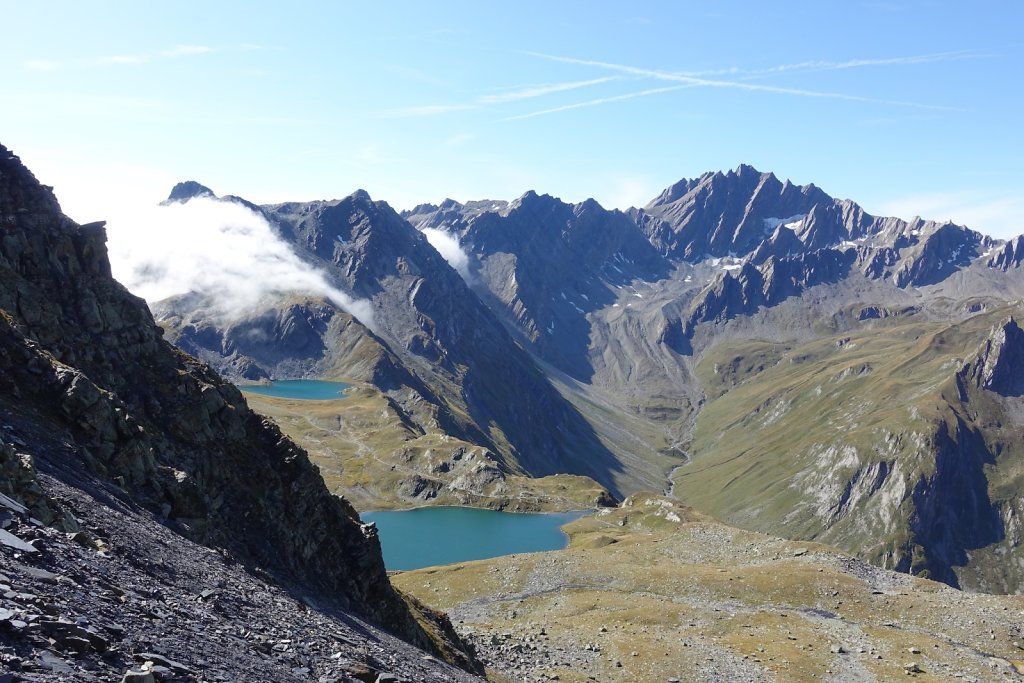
239 380 351 400
362 507 588 571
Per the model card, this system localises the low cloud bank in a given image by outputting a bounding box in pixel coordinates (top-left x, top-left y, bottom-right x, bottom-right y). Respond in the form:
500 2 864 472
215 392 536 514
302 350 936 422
421 227 472 281
105 197 375 327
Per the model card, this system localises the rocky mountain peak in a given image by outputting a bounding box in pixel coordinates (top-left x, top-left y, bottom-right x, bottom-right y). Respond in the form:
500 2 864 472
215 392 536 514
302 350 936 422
574 197 604 215
166 180 215 203
641 165 836 259
510 189 546 209
732 162 767 180
347 188 373 203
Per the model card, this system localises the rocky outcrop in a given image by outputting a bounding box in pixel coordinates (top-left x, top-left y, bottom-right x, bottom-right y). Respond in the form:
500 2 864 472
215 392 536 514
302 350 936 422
987 235 1024 271
856 305 920 321
402 197 508 235
957 317 1024 396
0 143 479 671
903 417 1002 586
684 249 855 334
891 222 986 287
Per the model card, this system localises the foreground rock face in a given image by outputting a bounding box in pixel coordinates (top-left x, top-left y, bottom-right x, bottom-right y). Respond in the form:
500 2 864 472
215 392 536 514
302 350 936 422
0 144 479 676
0 466 481 682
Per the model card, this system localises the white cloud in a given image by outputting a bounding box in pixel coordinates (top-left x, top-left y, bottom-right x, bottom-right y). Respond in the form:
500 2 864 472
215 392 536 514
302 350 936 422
527 52 954 111
388 76 617 118
503 85 688 121
27 44 229 72
478 77 618 104
878 191 1024 240
696 49 986 79
421 227 471 281
600 176 658 211
105 197 376 328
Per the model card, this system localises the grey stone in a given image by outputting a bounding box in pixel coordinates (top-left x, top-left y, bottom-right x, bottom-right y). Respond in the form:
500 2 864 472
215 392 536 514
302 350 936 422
0 528 37 553
0 492 28 515
121 671 156 683
133 652 194 675
13 564 58 582
35 650 74 673
39 619 108 652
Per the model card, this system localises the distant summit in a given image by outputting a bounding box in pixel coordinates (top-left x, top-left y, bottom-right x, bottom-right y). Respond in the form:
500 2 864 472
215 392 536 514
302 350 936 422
165 180 215 203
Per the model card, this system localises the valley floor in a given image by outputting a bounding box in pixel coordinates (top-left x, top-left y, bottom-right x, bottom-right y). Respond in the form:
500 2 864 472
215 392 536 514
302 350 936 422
394 494 1024 683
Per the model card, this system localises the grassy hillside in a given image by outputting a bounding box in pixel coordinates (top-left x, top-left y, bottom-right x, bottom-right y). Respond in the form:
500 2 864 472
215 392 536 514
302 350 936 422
676 305 1024 590
245 385 614 512
395 494 1024 682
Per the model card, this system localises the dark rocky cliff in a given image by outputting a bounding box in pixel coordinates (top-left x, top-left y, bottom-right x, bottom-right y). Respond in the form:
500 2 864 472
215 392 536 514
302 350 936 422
0 143 479 676
958 317 1024 396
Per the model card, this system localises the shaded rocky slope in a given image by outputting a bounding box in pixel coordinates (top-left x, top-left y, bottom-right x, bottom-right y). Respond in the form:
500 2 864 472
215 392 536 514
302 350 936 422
0 446 482 682
0 143 480 676
264 192 624 486
404 193 699 492
407 193 672 383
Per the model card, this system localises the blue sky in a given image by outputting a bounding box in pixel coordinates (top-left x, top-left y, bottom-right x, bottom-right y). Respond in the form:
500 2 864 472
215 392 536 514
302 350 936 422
3 1 1023 237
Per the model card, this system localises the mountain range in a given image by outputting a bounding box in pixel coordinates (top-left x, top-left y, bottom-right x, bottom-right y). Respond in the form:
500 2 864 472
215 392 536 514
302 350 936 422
6 138 1024 680
151 163 1024 594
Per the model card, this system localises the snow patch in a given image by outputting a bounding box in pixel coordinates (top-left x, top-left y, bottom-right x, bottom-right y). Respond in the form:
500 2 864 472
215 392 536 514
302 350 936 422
762 214 806 232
